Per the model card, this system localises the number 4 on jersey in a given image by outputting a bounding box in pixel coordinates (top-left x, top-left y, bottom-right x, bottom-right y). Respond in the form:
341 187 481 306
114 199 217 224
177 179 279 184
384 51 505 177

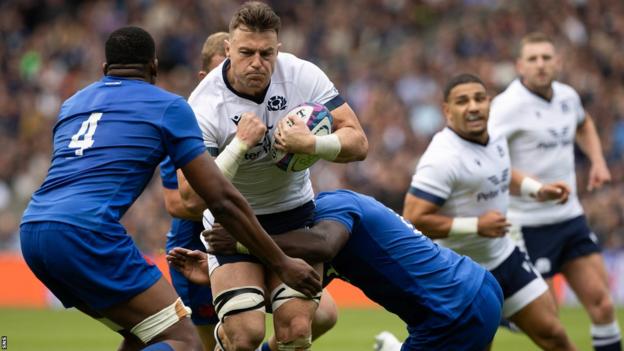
69 112 102 156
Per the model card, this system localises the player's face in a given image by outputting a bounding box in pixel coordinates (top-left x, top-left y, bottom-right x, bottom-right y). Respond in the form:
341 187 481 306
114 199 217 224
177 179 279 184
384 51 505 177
444 82 490 141
225 27 280 96
517 42 559 92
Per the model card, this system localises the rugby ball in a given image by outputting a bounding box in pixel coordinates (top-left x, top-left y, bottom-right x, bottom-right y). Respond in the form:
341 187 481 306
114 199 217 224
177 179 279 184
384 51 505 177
270 102 333 172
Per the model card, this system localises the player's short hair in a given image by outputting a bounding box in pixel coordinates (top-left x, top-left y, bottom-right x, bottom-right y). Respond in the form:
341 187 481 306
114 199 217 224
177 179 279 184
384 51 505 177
201 32 228 72
443 73 486 102
517 32 554 58
105 26 155 65
229 1 281 35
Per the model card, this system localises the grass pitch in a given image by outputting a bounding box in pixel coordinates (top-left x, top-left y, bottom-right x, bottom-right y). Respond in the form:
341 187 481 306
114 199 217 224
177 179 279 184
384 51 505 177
0 306 622 350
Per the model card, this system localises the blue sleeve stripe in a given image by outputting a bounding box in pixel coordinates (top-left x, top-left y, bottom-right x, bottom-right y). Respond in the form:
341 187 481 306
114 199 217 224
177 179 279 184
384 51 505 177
206 147 219 157
408 187 446 206
173 145 205 170
325 95 345 111
161 179 178 190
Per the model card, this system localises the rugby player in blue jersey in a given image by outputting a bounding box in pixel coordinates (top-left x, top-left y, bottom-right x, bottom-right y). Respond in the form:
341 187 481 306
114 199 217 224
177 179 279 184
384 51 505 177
19 26 321 351
159 31 229 351
169 190 503 351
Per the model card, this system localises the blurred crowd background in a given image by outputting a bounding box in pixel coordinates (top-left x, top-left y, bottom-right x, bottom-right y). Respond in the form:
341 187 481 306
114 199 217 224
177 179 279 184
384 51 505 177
1 0 623 254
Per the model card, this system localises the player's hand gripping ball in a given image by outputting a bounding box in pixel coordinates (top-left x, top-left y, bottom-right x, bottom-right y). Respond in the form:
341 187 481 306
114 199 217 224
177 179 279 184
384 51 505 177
270 102 333 172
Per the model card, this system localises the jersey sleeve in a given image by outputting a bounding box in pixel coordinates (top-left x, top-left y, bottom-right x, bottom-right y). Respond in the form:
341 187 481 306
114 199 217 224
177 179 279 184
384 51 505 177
161 98 206 169
313 191 361 233
572 89 586 125
298 60 345 111
488 95 518 140
192 103 221 156
159 156 178 189
408 148 457 207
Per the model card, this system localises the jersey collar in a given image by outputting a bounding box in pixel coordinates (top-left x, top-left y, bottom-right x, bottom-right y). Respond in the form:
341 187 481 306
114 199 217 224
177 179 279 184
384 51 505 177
446 127 489 146
518 78 554 103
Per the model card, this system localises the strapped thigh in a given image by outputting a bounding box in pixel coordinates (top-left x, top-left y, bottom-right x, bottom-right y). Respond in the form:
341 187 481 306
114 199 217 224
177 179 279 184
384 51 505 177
270 283 321 312
130 297 191 343
213 286 265 321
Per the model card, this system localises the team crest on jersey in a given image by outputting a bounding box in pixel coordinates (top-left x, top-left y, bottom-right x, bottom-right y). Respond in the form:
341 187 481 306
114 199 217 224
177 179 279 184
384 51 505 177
267 96 287 111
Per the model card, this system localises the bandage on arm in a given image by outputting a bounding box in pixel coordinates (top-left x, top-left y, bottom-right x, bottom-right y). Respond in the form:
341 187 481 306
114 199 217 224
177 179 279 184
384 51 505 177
448 217 478 237
314 134 341 161
520 177 543 198
215 137 248 180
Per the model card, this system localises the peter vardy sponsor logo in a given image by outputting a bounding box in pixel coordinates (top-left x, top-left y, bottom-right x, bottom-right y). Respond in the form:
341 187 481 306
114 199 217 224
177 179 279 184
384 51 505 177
244 125 274 160
479 168 509 201
538 127 572 149
477 190 500 201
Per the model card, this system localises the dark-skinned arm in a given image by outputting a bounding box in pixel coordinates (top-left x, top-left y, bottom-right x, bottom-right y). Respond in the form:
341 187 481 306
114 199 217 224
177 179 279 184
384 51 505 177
180 152 321 296
206 220 350 264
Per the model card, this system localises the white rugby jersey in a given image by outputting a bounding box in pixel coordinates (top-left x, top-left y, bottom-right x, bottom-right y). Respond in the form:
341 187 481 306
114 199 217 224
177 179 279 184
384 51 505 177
189 52 343 214
409 128 515 270
489 79 584 226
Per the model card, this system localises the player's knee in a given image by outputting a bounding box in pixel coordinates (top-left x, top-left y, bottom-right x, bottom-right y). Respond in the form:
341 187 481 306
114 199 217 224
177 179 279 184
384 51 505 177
533 320 570 349
590 292 615 323
272 314 312 349
213 286 266 351
226 329 265 351
312 300 338 337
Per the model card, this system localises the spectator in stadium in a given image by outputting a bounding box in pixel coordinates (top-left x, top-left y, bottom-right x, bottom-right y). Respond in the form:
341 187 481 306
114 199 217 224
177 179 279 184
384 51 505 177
390 73 577 350
19 26 321 351
489 32 621 351
169 189 503 351
177 2 368 350
159 31 228 351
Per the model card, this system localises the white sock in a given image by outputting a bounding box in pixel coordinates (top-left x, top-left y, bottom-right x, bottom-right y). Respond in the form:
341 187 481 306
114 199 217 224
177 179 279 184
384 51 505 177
591 321 622 351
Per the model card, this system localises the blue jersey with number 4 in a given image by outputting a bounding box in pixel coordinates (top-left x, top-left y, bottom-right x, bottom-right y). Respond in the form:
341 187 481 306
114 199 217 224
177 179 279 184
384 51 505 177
21 76 205 234
315 190 486 327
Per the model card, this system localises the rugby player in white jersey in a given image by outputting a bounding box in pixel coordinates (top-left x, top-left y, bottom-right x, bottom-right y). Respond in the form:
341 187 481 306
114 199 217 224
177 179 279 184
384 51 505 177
489 33 621 351
375 74 577 351
177 2 368 351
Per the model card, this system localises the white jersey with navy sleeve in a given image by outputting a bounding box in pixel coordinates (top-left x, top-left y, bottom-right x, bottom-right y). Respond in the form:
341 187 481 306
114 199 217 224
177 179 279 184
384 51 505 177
409 128 515 270
489 79 584 226
189 52 343 214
